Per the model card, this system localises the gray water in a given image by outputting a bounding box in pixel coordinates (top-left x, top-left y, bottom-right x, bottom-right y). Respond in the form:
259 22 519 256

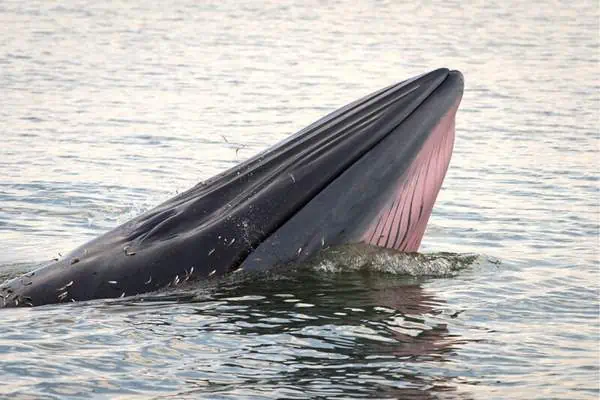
0 0 598 398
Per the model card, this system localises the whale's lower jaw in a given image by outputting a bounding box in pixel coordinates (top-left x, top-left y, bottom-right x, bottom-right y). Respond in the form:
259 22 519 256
362 102 457 252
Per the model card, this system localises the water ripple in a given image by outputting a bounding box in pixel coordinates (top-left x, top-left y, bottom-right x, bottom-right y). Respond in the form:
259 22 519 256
0 0 598 398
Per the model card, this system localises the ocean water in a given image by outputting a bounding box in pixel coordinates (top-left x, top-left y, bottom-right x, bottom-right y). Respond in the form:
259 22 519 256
0 0 598 399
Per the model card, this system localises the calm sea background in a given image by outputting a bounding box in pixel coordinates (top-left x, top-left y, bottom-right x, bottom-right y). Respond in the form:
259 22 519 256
0 0 598 399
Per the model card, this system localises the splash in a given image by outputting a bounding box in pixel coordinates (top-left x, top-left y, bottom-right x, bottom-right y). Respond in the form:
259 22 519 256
307 243 483 276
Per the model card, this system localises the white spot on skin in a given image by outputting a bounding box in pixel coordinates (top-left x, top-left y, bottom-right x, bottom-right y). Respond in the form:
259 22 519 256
123 246 136 256
57 281 74 291
184 267 195 281
120 292 125 298
144 276 152 285
209 269 216 277
290 174 295 183
108 281 118 285
208 248 215 256
297 247 302 255
228 238 236 246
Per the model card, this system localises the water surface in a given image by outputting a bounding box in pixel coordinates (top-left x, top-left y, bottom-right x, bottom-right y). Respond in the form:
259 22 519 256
0 0 598 398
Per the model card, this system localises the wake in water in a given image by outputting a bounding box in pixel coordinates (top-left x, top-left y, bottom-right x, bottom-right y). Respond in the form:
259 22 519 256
305 243 487 276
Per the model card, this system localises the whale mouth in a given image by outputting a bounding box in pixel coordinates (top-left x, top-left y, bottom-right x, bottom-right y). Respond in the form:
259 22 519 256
240 69 463 269
0 68 464 308
361 99 458 252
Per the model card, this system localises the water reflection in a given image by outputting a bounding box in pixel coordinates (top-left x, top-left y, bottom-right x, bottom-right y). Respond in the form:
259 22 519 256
114 270 471 399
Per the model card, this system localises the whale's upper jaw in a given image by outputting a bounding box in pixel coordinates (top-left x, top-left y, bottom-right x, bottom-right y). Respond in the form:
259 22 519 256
0 69 464 308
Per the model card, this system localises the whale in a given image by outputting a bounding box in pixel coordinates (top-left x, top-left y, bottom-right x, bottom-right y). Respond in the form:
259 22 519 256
0 68 464 308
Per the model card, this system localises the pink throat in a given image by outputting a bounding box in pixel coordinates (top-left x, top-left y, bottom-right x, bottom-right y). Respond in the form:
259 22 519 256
361 105 457 252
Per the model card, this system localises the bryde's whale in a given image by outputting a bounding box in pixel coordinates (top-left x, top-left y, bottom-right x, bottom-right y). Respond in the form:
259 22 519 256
0 68 464 308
